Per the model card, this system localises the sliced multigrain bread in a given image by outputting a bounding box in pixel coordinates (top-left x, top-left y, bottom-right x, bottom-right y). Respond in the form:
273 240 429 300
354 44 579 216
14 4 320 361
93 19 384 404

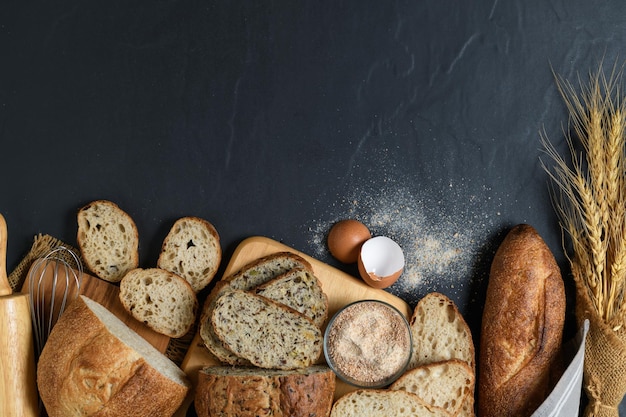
157 216 222 293
211 289 322 370
76 200 139 282
390 359 474 416
119 268 198 338
195 365 335 417
199 281 252 365
254 267 328 327
225 251 313 291
408 292 475 371
329 389 452 417
199 251 315 365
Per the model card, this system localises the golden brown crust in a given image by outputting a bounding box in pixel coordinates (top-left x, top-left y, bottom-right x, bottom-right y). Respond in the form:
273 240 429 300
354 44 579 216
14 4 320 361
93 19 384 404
194 366 335 417
37 296 189 417
478 224 565 417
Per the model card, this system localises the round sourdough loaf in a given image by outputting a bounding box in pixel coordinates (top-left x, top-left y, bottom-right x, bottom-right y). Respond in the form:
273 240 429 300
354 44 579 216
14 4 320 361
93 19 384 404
37 295 190 417
195 365 335 417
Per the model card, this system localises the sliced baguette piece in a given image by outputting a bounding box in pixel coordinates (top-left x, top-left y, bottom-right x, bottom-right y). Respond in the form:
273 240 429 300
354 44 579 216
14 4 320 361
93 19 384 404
37 295 190 417
76 199 139 282
390 359 474 416
225 251 313 291
157 216 222 292
195 365 335 417
254 267 328 327
119 268 198 338
408 292 475 372
199 251 314 365
211 289 323 370
330 389 452 417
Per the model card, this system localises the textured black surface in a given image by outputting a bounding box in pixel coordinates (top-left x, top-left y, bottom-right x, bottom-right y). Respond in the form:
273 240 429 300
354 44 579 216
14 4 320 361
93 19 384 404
3 1 626 415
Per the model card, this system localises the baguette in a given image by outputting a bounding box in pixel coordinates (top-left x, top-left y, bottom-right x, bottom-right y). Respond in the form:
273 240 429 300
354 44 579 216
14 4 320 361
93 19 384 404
195 365 335 417
76 199 139 282
254 267 328 327
211 289 323 370
37 296 190 417
157 216 222 292
478 224 565 417
329 389 451 417
119 268 198 338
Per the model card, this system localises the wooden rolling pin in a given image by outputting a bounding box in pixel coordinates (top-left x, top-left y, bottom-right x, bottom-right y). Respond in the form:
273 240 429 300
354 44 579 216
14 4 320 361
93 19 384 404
0 214 38 416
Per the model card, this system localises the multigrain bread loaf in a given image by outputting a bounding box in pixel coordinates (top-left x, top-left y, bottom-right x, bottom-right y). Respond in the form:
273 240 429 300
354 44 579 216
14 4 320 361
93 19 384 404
199 252 315 365
329 389 451 417
195 365 336 417
37 296 190 417
391 359 474 417
478 224 565 417
76 200 139 282
119 268 198 338
157 216 222 292
211 289 323 370
254 267 328 327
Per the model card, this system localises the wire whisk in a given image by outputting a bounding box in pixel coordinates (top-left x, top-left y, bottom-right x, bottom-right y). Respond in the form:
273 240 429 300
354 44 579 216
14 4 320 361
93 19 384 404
27 246 83 359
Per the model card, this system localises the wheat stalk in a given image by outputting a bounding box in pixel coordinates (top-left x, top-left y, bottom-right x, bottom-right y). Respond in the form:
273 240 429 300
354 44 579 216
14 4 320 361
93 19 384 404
542 61 626 327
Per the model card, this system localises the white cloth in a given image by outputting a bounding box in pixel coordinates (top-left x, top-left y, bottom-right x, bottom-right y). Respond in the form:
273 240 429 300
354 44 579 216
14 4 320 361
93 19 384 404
531 319 589 417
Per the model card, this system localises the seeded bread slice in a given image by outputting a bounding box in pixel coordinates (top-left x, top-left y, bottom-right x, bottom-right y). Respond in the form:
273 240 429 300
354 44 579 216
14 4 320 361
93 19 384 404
254 267 328 327
199 251 314 365
211 290 322 370
225 251 313 291
157 216 222 293
390 359 474 416
199 282 251 365
119 268 198 338
195 365 335 417
329 389 452 417
76 200 139 282
408 292 475 372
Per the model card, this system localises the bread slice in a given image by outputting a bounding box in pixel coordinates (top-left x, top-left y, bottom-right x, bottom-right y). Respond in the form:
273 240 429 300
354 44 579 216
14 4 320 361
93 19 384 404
37 295 190 417
211 289 322 370
199 251 314 365
76 199 139 282
119 268 198 338
329 389 451 417
195 365 335 417
225 251 313 291
254 267 328 327
390 359 474 416
199 281 251 365
408 292 475 372
157 216 222 292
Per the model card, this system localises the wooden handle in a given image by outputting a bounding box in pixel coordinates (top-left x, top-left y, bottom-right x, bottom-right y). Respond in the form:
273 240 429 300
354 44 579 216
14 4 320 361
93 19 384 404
0 294 39 417
0 213 11 296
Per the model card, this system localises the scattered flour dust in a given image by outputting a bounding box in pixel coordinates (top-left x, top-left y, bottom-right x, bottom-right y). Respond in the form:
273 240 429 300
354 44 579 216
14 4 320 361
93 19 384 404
307 181 500 306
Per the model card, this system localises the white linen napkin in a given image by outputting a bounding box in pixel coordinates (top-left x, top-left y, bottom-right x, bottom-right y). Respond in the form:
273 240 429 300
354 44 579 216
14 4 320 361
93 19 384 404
531 319 590 417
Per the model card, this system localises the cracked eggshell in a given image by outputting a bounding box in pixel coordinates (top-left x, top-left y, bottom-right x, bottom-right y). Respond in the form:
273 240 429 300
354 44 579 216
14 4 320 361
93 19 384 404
357 236 405 289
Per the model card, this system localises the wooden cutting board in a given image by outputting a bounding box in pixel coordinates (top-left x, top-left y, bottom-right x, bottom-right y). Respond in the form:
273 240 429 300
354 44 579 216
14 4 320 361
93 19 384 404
21 260 170 353
176 236 412 416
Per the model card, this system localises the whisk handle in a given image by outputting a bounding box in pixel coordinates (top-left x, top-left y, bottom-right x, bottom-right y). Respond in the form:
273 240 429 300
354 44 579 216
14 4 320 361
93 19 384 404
0 213 12 296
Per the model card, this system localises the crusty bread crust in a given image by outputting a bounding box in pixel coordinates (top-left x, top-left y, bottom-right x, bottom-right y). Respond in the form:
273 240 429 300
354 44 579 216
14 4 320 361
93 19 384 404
37 296 189 417
330 389 450 417
195 365 336 417
478 224 565 417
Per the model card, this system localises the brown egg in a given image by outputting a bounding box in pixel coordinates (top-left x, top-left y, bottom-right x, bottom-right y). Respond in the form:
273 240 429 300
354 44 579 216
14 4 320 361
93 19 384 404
327 219 372 264
357 236 405 289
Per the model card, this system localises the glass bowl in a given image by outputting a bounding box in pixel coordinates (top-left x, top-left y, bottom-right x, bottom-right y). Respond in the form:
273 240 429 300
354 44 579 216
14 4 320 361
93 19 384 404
323 299 412 388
